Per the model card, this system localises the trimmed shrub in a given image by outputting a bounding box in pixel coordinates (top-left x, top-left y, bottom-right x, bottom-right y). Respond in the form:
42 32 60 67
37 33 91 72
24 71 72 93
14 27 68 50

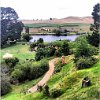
50 88 63 98
1 78 12 95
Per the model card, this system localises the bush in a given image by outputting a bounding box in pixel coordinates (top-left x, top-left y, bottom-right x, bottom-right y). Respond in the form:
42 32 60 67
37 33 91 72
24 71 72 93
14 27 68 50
35 48 45 61
11 60 49 82
49 47 56 56
30 42 37 48
43 85 50 96
74 38 93 63
75 56 97 70
92 46 99 55
56 30 61 36
37 43 45 49
54 61 66 73
11 69 25 82
37 38 44 44
22 33 32 42
50 88 63 98
1 78 12 95
5 57 19 68
55 49 62 57
75 34 88 43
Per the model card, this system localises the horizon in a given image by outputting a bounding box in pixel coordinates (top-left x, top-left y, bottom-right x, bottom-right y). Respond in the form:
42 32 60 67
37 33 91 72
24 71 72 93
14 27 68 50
1 0 99 20
17 15 93 21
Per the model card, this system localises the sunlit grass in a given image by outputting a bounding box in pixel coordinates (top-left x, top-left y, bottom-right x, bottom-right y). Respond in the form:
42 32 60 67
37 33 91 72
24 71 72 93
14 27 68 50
1 43 36 62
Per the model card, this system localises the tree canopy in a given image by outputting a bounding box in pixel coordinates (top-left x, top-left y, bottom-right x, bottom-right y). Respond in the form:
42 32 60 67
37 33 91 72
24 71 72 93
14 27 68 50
1 7 24 46
87 3 100 47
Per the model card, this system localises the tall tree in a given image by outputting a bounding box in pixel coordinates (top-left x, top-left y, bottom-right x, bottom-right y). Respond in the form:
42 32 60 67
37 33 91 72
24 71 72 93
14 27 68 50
90 3 100 32
25 26 29 34
87 3 100 47
1 7 24 45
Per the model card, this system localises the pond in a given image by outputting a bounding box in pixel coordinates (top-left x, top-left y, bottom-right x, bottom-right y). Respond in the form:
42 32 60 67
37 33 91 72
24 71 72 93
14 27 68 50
30 35 79 42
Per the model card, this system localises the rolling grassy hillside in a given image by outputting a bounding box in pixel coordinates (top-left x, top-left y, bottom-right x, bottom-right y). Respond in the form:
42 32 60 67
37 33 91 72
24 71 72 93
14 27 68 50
2 54 99 100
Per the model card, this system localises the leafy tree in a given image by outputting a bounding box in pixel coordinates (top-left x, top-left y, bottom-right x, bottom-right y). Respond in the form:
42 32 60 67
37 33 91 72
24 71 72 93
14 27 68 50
74 38 93 63
7 21 24 41
56 30 61 36
75 34 88 43
37 38 44 44
22 33 32 42
50 17 52 20
1 7 23 46
25 26 29 34
52 29 57 33
87 3 100 47
64 29 67 33
60 40 70 56
35 48 45 61
37 43 45 49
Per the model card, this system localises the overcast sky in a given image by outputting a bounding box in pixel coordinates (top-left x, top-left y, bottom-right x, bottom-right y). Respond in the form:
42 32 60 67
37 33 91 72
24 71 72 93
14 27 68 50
1 0 100 20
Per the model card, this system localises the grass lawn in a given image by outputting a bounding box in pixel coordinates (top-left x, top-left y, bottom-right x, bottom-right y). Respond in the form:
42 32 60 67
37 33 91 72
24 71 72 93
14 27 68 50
1 43 36 63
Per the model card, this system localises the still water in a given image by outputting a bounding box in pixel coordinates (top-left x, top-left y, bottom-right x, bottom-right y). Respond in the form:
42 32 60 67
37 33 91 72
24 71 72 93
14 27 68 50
30 35 79 42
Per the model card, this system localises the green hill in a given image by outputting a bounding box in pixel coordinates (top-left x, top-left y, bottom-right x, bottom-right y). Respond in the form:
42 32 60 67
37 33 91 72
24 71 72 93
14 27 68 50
2 54 99 100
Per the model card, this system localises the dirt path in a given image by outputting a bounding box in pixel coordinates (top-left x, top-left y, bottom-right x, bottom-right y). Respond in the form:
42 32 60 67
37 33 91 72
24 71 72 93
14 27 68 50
27 58 58 93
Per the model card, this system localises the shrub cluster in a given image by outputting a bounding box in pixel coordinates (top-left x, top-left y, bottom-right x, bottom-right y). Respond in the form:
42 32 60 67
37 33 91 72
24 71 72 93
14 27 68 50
1 78 12 96
5 57 19 68
35 47 56 61
75 56 97 70
11 59 49 82
30 42 37 48
50 88 63 98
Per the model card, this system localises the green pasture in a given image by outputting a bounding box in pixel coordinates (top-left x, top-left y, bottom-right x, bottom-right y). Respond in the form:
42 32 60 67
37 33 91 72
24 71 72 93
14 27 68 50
24 23 90 28
1 43 36 63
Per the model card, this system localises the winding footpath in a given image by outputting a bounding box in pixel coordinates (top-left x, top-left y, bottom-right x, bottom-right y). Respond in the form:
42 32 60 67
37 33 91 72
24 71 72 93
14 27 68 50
27 58 58 93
